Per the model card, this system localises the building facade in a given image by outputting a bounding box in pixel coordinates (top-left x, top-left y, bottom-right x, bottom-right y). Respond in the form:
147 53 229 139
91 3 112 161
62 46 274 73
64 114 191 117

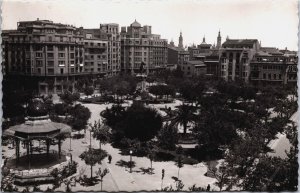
219 39 260 83
83 39 108 75
100 23 121 76
250 48 298 86
120 20 168 75
3 19 87 94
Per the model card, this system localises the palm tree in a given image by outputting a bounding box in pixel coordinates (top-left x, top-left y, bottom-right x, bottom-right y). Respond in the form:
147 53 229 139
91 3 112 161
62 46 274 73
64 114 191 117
171 104 196 134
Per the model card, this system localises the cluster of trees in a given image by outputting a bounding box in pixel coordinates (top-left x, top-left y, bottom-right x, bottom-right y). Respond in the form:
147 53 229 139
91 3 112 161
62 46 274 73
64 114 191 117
97 75 137 98
148 84 175 100
102 102 163 142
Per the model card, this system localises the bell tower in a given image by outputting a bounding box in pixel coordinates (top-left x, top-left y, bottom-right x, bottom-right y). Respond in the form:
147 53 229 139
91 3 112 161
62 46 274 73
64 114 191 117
217 30 222 49
178 31 183 48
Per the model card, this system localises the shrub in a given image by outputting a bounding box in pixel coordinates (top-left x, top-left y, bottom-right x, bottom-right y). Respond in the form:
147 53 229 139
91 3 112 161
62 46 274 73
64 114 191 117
154 150 175 161
182 157 199 165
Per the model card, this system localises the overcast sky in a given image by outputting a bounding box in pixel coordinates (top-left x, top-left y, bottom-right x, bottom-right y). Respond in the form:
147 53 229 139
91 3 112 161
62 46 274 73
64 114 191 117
2 0 298 50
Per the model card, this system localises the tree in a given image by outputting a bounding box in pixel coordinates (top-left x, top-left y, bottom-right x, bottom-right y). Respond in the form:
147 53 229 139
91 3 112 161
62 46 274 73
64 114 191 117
79 148 108 179
91 120 110 151
157 123 178 150
101 104 126 129
105 102 163 141
84 86 94 96
175 155 184 180
60 90 80 105
208 162 231 191
96 168 109 191
68 104 91 133
171 104 196 134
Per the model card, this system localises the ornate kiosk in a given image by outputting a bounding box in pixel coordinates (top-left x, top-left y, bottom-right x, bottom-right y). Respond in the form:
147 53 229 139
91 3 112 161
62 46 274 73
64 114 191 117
3 98 72 185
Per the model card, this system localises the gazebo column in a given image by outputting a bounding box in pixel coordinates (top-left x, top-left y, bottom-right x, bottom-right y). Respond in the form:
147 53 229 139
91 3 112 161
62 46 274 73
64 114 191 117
58 138 61 159
26 140 31 170
30 141 33 155
26 140 30 156
46 139 50 157
15 138 20 166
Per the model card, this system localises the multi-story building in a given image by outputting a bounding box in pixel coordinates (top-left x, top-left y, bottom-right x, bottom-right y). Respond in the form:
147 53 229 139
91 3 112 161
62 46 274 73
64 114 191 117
3 19 86 94
121 20 168 74
219 38 260 83
250 47 297 86
100 23 121 76
1 30 13 76
83 39 108 76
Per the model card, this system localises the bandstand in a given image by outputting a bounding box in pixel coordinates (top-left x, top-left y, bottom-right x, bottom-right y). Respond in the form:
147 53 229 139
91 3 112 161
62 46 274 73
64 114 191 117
3 98 72 184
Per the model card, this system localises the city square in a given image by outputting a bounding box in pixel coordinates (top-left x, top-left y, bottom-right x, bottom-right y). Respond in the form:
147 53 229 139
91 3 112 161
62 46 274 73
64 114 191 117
1 0 298 192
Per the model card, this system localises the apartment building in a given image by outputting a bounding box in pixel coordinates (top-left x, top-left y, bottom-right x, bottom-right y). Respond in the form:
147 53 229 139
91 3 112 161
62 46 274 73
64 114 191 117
100 23 121 76
219 39 260 83
250 47 298 86
120 20 168 75
3 19 86 94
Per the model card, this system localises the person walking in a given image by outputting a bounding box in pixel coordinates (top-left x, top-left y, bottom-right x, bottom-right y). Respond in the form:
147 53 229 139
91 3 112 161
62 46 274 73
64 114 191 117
108 155 112 164
206 184 211 191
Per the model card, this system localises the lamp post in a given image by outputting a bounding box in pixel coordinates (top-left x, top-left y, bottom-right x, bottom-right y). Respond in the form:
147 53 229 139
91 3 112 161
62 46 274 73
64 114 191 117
90 129 92 149
129 150 133 173
69 135 72 152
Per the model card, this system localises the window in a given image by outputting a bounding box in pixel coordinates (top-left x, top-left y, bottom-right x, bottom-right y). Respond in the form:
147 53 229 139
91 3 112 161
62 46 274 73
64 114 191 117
279 74 282 79
58 46 64 51
60 68 64 74
273 74 276 79
263 73 266 79
34 45 43 51
47 61 54 66
47 46 53 51
36 60 43 67
47 68 54 75
60 37 63 42
49 36 52 42
69 37 71 42
268 74 271 79
58 61 65 66
70 53 75 59
47 53 54 58
59 53 65 58
36 53 42 58
37 68 41 74
70 46 75 51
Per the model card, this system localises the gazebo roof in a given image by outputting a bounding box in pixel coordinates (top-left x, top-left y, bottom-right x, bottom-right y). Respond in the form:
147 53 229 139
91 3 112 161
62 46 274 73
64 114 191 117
3 115 71 139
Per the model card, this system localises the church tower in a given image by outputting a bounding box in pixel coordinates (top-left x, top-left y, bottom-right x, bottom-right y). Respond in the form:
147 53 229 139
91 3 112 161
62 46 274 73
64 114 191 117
178 31 183 48
217 30 222 49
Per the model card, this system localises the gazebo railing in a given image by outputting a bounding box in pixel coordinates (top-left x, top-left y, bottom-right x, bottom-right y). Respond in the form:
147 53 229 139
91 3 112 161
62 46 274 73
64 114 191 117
13 153 71 178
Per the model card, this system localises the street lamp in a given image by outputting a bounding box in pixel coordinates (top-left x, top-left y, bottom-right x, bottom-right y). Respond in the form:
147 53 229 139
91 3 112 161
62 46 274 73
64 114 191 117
89 129 92 149
69 134 73 152
129 150 133 173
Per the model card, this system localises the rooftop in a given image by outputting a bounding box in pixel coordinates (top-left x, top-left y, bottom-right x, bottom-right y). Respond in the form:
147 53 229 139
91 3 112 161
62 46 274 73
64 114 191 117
223 39 258 46
131 19 141 27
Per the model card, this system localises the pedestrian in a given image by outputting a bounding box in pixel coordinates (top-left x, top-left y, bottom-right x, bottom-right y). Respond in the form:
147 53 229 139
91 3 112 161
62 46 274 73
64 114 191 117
108 155 112 164
206 184 210 191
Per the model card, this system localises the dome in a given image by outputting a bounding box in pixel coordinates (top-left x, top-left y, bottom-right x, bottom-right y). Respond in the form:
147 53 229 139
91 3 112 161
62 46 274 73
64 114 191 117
27 98 48 117
131 19 141 27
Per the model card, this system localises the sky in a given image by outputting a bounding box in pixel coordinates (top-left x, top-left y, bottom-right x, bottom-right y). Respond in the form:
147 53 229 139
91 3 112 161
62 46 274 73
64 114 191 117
2 0 299 50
